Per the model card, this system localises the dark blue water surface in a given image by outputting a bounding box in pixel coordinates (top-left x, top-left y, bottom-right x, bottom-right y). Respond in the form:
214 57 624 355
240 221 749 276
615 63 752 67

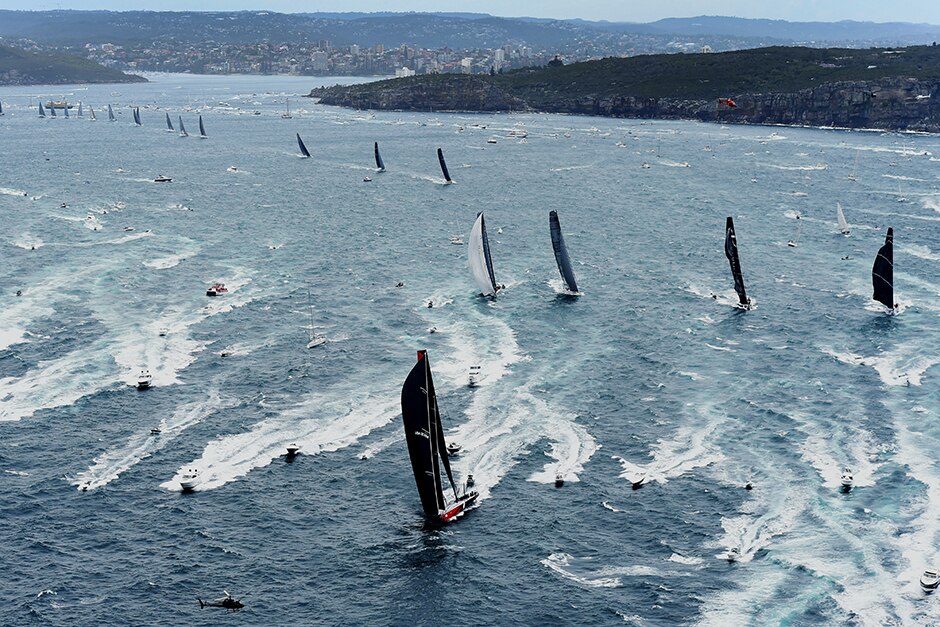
2 73 939 625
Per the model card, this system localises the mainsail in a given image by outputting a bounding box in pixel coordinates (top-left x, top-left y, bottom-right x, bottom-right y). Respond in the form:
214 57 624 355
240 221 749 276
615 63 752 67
872 227 894 310
837 203 850 235
77 102 83 117
0 100 3 115
374 142 385 171
89 105 96 121
107 104 115 122
50 106 56 118
178 116 188 137
165 112 174 131
63 104 69 118
133 107 141 126
401 350 459 518
724 216 750 307
437 148 452 183
549 210 579 293
38 102 46 117
198 115 207 138
297 133 311 158
469 212 498 297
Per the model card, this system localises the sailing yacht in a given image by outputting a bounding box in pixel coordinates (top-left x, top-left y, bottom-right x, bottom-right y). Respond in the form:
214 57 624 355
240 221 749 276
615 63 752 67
401 350 478 522
469 212 501 297
306 289 326 348
872 227 897 313
297 133 311 158
178 116 188 137
165 112 174 132
198 115 207 139
724 217 752 309
77 102 83 117
107 104 115 122
549 210 580 294
38 102 46 118
836 203 850 235
89 105 96 121
133 107 141 126
282 98 292 119
0 100 3 116
437 148 454 184
374 142 386 172
847 150 859 181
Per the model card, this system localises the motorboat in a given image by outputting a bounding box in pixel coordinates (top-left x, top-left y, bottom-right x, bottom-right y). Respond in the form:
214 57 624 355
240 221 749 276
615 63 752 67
466 474 475 488
787 240 798 248
122 226 135 232
446 442 462 456
725 547 740 562
206 283 228 297
153 175 172 183
555 473 564 487
468 365 482 387
921 569 940 592
449 235 464 245
840 468 854 491
136 369 152 390
180 468 199 492
158 327 169 337
363 176 372 182
630 472 646 490
150 428 162 435
487 138 497 144
286 443 301 457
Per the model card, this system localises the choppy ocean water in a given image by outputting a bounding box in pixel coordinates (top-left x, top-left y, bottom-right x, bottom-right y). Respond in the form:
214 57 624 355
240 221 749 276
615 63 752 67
1 73 939 625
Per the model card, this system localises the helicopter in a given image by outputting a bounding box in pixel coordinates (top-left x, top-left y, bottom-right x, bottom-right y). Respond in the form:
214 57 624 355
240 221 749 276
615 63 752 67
198 591 245 610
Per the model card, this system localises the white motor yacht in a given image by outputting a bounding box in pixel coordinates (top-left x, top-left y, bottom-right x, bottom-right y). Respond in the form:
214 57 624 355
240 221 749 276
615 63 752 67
286 443 301 457
840 468 854 491
180 468 199 492
136 369 152 390
468 365 482 387
921 569 940 592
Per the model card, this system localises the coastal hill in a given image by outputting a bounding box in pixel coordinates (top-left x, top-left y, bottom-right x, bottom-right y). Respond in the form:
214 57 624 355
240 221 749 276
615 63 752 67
310 45 940 132
0 44 145 85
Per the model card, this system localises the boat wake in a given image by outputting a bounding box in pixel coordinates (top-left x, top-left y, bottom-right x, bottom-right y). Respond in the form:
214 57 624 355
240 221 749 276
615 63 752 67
13 234 44 250
822 344 938 386
73 391 229 491
612 419 725 486
540 552 661 588
163 391 400 491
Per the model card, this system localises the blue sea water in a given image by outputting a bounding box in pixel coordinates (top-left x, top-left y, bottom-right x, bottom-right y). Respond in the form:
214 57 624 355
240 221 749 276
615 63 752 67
1 73 939 625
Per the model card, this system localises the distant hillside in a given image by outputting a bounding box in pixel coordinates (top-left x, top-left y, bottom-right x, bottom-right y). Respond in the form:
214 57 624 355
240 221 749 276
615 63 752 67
0 44 145 85
1 10 939 50
310 45 940 132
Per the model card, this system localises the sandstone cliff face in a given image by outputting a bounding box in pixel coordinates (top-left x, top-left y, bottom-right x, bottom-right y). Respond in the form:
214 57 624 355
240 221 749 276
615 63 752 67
311 76 940 132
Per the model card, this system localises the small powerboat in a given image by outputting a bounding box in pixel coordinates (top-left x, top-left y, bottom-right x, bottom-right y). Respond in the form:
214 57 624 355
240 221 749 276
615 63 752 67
487 138 497 144
180 468 199 492
150 428 162 435
555 473 564 488
363 176 372 182
158 327 169 337
840 468 854 491
136 369 152 390
629 472 646 490
468 365 482 387
466 474 475 488
286 443 300 457
449 235 464 245
154 175 172 183
725 547 740 562
787 240 798 248
921 569 940 592
446 442 462 456
206 283 228 297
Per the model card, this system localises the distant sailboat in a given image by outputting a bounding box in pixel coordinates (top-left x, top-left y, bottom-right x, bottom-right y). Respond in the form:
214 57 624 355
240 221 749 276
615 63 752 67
724 216 751 309
297 133 311 158
400 350 478 523
549 210 580 294
165 112 174 132
0 100 4 116
437 148 453 184
282 98 292 119
847 150 859 181
38 101 46 117
374 141 385 172
89 105 96 121
50 106 57 118
198 115 207 139
836 203 850 235
107 104 115 122
178 116 188 137
306 288 326 348
63 103 69 118
77 102 83 117
872 227 896 312
787 214 803 248
133 107 141 126
469 212 500 297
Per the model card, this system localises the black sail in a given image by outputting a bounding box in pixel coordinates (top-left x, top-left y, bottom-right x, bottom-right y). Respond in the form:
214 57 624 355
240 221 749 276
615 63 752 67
549 210 579 293
165 112 174 131
437 148 452 182
297 133 311 158
401 351 446 517
872 227 894 309
480 213 498 292
724 216 749 306
374 142 385 170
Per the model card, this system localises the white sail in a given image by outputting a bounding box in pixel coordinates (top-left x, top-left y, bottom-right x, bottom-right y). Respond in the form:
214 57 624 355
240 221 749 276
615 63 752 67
468 212 497 297
836 203 850 234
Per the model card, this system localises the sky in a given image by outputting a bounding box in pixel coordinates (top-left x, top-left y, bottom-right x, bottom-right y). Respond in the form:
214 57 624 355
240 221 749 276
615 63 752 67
3 1 940 25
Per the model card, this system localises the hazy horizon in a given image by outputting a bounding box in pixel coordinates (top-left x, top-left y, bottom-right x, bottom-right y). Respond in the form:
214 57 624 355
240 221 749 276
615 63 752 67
3 2 940 25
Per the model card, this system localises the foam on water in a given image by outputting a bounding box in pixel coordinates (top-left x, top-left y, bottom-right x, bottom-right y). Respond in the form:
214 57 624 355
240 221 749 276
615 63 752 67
612 416 725 486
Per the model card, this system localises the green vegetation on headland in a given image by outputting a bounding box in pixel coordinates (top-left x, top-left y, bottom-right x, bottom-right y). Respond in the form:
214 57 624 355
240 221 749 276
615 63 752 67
0 44 146 86
310 45 940 132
